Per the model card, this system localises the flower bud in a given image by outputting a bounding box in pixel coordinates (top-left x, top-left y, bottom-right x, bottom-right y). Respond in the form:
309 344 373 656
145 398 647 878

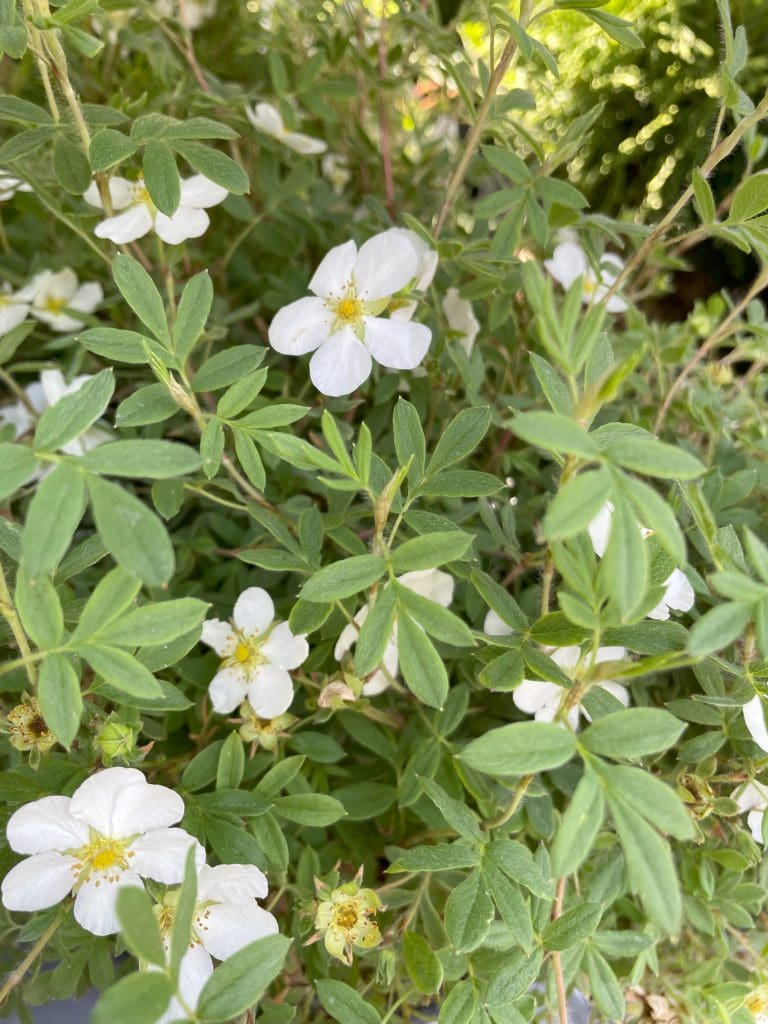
317 679 358 709
96 720 137 763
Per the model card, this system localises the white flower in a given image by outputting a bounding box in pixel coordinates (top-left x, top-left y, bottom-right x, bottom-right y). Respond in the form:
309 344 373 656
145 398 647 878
0 282 31 337
544 239 627 314
442 287 480 355
246 101 327 155
0 380 45 440
1 767 203 936
155 0 216 30
202 587 308 717
484 614 628 729
268 229 433 396
322 153 352 193
587 502 694 621
0 370 110 454
16 269 102 332
154 863 278 1023
83 174 228 245
0 171 32 202
335 569 454 695
735 779 768 844
743 695 768 753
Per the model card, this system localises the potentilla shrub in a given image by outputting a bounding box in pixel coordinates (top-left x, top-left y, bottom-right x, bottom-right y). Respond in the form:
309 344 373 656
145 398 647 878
0 1 768 1022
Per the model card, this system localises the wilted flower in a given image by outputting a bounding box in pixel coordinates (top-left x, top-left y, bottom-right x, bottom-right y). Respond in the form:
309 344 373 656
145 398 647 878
6 698 55 755
735 779 768 844
268 229 433 396
442 287 480 355
743 695 768 753
1 767 202 935
0 283 31 337
588 502 694 621
335 569 454 695
247 101 327 155
83 174 228 245
238 703 296 749
16 269 102 332
317 679 358 708
313 879 381 964
152 862 278 1021
201 587 309 717
0 171 32 202
544 237 627 314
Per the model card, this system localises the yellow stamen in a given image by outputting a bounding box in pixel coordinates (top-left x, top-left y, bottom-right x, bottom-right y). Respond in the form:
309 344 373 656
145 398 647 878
333 296 363 324
44 296 67 314
235 642 252 664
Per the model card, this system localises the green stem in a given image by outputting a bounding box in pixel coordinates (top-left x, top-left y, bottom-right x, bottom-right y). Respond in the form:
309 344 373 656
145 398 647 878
0 563 37 687
486 772 533 830
0 905 67 1008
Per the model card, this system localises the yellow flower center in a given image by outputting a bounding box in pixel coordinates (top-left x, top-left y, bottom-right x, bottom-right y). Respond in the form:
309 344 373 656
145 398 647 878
44 296 67 314
71 833 134 881
235 641 253 664
335 296 363 323
135 183 152 205
582 276 597 298
334 905 359 932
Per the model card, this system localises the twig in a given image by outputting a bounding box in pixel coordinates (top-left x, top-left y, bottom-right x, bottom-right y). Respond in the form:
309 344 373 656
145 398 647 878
552 877 568 1024
0 562 37 687
0 906 67 1008
485 773 533 830
377 10 396 220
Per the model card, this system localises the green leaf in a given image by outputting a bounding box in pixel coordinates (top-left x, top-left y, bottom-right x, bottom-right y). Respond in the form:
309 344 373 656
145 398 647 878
143 138 180 216
53 136 91 194
388 842 481 873
393 398 425 481
543 467 612 541
403 932 444 995
603 436 705 480
585 947 625 1021
510 411 599 459
173 270 213 362
315 980 381 1024
542 901 602 950
112 254 171 345
273 793 347 826
438 981 476 1024
91 972 173 1024
687 601 752 656
78 327 163 365
427 406 492 475
729 172 768 222
692 168 716 223
193 345 266 390
216 730 245 790
597 763 694 839
418 777 482 841
116 384 179 428
300 555 386 602
550 766 605 878
486 947 543 1006
487 839 554 898
196 934 292 1022
233 430 266 490
77 644 162 699
89 128 137 171
618 474 686 565
354 586 396 676
21 463 86 578
74 566 141 640
170 847 199 973
417 470 502 497
81 440 201 478
15 570 63 650
444 869 494 952
584 8 643 48
116 886 166 967
99 598 207 646
34 369 114 453
0 444 39 501
390 531 472 573
472 569 528 631
580 708 685 758
88 475 175 586
173 140 249 194
460 722 577 776
482 860 533 951
395 583 475 647
38 654 81 749
397 610 449 709
601 495 647 619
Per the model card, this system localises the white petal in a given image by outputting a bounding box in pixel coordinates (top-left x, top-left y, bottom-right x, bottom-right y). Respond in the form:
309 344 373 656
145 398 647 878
0 399 33 439
646 597 671 622
36 268 77 303
31 308 86 332
398 568 454 607
1 853 77 911
83 176 135 210
747 808 765 844
593 645 626 665
70 767 157 836
201 618 236 657
233 587 274 636
209 666 248 714
179 175 229 209
262 621 309 670
354 229 419 300
309 240 357 299
484 610 513 637
282 131 327 155
74 871 143 936
361 668 392 696
155 943 213 1024
442 288 480 354
389 300 417 323
15 271 49 303
155 206 209 244
71 282 103 314
0 302 29 336
111 781 185 837
39 369 68 407
661 569 695 613
95 203 153 244
309 330 372 397
334 606 368 660
268 296 333 355
200 901 278 961
6 796 88 854
544 241 587 290
364 316 432 370
744 696 768 753
246 102 285 136
196 863 268 903
247 664 294 718
587 501 613 558
550 646 581 672
129 828 203 884
513 679 562 716
736 780 768 813
598 680 630 707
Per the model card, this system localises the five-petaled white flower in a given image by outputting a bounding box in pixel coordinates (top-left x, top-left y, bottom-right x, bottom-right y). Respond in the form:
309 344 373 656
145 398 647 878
269 229 433 396
442 287 480 355
735 779 768 844
588 501 695 621
0 283 30 338
0 171 32 202
202 587 308 717
0 370 110 454
16 269 102 333
335 569 454 696
544 237 627 314
83 174 228 245
155 0 216 30
153 863 278 1024
484 614 628 729
743 694 768 754
246 101 327 155
1 767 203 936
